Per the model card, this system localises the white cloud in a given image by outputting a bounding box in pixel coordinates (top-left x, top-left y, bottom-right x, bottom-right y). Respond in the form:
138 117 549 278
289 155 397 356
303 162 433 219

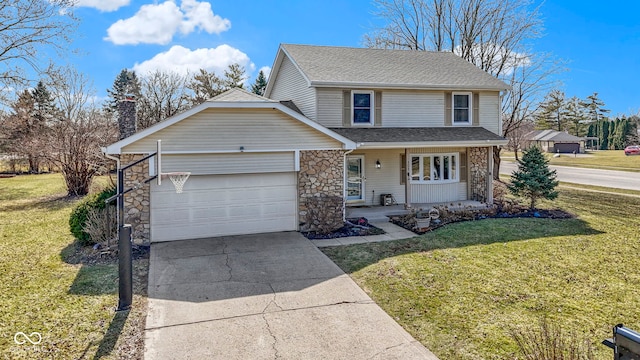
105 0 231 45
75 0 130 12
454 43 530 76
258 66 271 79
132 45 254 77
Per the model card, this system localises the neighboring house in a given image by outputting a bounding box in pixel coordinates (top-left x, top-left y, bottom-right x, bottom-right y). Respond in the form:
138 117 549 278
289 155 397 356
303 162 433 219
525 129 586 153
103 44 509 243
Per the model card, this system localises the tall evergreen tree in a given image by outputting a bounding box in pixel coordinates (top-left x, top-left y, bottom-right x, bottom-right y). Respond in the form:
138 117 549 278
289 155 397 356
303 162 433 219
565 96 585 136
31 80 56 124
535 90 566 131
223 63 246 89
187 69 225 105
105 69 141 114
508 146 559 210
250 70 268 96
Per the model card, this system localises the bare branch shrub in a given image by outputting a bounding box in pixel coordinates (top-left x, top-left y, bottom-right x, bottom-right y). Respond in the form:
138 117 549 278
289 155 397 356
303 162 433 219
510 318 594 360
84 206 117 246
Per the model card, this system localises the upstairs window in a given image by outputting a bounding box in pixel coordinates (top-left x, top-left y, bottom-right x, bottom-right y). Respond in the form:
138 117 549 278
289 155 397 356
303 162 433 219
352 91 374 125
453 92 472 125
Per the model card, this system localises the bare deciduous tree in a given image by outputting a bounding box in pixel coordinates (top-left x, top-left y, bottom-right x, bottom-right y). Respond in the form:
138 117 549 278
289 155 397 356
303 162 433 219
44 67 116 196
366 0 562 179
0 0 77 98
137 70 190 129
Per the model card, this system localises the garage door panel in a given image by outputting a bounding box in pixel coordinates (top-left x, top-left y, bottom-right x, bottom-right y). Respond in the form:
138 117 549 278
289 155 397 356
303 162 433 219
151 172 297 242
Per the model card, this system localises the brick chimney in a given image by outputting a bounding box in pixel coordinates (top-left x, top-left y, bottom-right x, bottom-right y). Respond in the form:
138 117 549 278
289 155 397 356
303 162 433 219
118 95 137 140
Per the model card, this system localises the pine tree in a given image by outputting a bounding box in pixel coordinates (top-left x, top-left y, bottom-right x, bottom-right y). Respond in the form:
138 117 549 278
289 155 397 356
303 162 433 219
31 80 56 124
565 96 585 136
250 70 268 96
223 63 246 89
535 90 566 131
508 146 559 210
105 69 141 114
187 68 224 105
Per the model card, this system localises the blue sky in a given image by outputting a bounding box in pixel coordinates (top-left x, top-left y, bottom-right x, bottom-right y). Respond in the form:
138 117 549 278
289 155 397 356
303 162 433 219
64 0 639 116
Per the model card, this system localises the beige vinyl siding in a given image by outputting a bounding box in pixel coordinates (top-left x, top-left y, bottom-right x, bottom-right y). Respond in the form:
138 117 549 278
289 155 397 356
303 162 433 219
347 147 468 206
479 91 501 135
160 153 294 175
350 149 407 205
269 56 317 120
316 88 343 127
122 108 341 153
382 90 444 127
410 183 467 203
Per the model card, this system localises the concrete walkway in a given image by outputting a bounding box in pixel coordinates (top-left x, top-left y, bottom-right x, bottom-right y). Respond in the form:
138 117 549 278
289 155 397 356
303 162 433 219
145 232 438 359
311 222 417 247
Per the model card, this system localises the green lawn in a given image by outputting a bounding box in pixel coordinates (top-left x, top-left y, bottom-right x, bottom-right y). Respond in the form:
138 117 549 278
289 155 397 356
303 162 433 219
0 174 146 359
502 150 640 172
323 187 640 359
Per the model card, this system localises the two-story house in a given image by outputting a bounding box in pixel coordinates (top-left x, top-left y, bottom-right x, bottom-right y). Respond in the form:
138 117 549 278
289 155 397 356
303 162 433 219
103 44 509 243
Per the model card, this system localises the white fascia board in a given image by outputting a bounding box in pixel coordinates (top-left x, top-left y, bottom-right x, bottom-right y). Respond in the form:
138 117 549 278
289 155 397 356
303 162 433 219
103 102 212 154
273 103 357 149
104 100 356 155
356 139 509 149
264 45 313 97
311 82 511 92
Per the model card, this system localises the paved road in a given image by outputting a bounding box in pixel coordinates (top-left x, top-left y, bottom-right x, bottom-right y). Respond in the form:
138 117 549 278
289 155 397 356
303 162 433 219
500 161 640 191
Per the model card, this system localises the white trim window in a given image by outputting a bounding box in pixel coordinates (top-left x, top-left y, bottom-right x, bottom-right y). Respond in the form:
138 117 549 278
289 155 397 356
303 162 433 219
352 90 374 125
410 153 459 183
452 92 472 125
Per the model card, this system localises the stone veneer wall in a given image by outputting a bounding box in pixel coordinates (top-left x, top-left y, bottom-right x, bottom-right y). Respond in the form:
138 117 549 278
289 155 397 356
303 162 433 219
298 150 346 232
468 147 489 203
120 154 150 243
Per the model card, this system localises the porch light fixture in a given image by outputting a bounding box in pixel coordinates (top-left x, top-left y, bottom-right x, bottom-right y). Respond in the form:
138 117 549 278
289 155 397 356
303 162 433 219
376 160 381 169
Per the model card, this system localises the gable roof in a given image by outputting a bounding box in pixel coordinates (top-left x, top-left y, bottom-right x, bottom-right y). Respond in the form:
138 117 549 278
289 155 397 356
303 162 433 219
103 88 356 154
209 87 273 102
526 130 584 142
330 127 508 149
265 44 509 95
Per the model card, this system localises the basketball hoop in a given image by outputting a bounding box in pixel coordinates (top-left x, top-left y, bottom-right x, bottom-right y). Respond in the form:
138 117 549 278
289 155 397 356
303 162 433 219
163 172 191 193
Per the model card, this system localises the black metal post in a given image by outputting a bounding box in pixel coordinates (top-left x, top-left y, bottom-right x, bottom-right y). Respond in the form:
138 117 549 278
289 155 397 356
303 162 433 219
117 224 133 311
117 167 132 311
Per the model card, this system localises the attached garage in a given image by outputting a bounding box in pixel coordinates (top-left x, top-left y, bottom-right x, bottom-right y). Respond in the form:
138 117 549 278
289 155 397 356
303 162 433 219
553 143 580 154
151 172 297 242
103 88 356 243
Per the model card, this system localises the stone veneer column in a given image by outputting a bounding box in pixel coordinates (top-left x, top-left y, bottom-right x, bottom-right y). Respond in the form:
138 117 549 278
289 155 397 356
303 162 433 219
120 154 150 243
298 150 346 232
468 147 489 203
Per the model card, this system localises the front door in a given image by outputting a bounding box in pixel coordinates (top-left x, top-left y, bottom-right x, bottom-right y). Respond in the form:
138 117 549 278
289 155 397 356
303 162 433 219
346 155 365 202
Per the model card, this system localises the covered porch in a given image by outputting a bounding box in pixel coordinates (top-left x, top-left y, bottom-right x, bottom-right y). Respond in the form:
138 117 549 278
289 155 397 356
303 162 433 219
346 200 490 222
331 127 508 210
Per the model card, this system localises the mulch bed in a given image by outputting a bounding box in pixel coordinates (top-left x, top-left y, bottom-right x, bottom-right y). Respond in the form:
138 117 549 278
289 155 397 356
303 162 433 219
64 241 150 266
391 207 575 235
302 217 386 240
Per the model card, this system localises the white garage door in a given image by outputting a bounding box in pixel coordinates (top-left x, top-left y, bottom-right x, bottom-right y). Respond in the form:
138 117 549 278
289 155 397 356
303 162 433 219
150 172 298 242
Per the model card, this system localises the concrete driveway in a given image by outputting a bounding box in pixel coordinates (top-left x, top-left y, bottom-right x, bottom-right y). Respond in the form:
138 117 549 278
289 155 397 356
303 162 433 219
145 232 437 359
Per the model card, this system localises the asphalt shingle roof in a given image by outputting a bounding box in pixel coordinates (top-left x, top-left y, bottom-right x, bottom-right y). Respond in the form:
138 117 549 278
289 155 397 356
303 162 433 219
281 44 509 90
329 127 506 143
527 130 584 142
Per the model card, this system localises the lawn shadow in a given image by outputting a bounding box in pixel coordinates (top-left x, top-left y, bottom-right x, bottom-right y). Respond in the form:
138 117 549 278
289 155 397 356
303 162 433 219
1 194 75 212
62 240 149 297
92 310 129 360
322 217 603 274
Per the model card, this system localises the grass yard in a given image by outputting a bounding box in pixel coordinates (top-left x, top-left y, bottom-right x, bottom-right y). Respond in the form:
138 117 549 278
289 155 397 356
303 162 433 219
0 174 147 359
502 150 640 172
323 186 640 359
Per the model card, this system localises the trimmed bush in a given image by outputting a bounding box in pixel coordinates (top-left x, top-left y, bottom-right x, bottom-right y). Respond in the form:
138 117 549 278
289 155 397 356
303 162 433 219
69 186 116 245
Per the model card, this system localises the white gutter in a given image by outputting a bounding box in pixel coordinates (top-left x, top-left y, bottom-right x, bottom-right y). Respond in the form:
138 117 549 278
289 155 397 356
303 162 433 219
355 140 508 149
